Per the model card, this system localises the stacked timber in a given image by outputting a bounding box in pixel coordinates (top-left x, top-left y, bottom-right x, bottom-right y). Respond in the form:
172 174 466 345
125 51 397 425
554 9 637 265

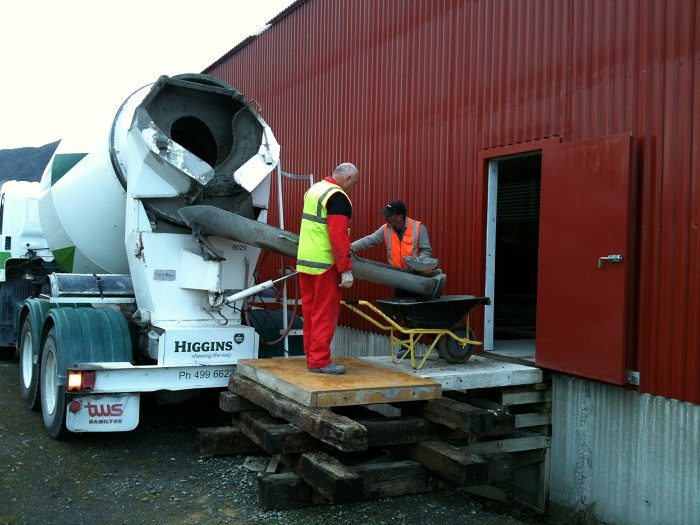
458 385 552 511
197 358 550 511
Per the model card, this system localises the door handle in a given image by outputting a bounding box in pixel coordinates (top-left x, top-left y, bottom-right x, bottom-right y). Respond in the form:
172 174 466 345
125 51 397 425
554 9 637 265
597 254 624 269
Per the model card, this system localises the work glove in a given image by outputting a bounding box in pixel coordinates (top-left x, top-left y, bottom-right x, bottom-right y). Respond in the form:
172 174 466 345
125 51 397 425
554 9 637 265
339 271 354 288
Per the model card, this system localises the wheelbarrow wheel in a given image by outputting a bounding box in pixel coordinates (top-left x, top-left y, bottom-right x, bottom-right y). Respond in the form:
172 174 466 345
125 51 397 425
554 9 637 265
437 325 475 364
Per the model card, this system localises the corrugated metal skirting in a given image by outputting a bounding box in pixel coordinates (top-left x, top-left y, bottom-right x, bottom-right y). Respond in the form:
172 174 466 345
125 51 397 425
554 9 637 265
330 325 428 358
550 375 700 525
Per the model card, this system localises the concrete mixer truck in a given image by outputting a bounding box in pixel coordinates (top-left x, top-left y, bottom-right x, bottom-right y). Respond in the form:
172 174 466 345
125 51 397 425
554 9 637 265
3 73 446 439
4 74 280 438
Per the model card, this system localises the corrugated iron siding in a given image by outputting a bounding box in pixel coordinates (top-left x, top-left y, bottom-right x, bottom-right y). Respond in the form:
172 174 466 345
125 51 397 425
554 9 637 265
205 0 700 404
551 375 700 524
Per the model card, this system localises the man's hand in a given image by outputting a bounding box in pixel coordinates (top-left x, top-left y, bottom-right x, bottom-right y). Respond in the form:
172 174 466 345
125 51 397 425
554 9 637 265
339 271 354 288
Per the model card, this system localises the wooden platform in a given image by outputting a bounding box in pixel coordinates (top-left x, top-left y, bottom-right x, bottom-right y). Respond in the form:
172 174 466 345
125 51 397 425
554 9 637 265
235 357 442 408
199 356 550 512
365 355 543 390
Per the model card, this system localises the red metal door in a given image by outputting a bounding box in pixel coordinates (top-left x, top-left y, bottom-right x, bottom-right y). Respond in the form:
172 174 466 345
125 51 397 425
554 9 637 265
536 133 635 384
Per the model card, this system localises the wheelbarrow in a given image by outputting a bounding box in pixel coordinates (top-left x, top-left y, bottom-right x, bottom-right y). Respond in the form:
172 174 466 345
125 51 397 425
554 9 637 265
341 295 491 369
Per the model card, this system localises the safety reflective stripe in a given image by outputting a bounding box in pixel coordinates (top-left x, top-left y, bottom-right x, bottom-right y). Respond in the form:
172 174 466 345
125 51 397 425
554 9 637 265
300 184 340 225
315 186 338 218
409 219 420 253
302 212 327 224
296 258 332 270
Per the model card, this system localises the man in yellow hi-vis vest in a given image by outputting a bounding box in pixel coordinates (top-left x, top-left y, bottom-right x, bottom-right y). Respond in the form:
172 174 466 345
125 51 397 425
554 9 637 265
296 163 359 375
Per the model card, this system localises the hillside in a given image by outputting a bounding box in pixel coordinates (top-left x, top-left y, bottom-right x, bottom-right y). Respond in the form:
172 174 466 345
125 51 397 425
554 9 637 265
0 141 59 185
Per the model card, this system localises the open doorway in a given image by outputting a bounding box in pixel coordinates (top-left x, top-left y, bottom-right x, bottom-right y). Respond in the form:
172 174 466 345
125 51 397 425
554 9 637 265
483 152 541 362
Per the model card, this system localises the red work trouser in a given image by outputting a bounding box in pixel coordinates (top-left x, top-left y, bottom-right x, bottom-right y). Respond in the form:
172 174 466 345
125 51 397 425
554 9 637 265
298 267 342 369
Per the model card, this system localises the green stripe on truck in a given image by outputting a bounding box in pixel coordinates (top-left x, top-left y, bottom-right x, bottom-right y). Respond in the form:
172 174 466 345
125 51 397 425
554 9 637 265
52 246 75 272
51 153 87 185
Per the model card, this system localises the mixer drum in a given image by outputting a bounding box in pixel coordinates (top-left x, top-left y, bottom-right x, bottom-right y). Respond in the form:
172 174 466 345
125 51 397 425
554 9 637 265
38 74 277 274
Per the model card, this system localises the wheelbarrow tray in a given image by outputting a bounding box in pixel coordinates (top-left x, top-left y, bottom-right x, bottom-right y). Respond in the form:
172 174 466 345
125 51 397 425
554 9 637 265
375 295 491 329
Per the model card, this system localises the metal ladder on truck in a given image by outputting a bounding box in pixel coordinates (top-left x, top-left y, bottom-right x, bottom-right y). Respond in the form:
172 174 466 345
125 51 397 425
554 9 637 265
275 164 313 357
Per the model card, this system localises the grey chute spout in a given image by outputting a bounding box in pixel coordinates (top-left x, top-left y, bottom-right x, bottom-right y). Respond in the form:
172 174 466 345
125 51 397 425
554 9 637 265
178 205 446 298
351 256 445 298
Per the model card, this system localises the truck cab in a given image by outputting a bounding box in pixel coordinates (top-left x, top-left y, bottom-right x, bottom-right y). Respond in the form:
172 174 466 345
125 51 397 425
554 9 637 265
0 181 57 349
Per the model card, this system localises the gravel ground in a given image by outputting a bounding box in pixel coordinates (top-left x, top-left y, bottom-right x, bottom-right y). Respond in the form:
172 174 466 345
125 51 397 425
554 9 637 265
0 359 551 525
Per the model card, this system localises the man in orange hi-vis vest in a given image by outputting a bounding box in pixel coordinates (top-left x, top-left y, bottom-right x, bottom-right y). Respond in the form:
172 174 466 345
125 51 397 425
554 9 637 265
352 199 437 358
351 200 435 297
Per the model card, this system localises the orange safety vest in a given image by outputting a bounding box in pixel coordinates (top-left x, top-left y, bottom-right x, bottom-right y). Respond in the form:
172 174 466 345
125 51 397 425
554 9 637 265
382 218 422 269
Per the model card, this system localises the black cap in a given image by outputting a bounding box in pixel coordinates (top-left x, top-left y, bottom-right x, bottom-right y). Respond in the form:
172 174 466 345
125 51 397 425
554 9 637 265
382 200 407 217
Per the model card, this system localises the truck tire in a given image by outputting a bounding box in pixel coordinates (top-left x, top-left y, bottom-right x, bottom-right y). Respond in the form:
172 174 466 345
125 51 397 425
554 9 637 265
19 317 40 411
437 325 475 364
40 327 69 439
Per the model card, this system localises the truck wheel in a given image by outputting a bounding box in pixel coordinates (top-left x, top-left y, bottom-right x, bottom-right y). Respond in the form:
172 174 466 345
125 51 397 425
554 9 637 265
40 327 69 439
19 317 41 411
437 325 475 364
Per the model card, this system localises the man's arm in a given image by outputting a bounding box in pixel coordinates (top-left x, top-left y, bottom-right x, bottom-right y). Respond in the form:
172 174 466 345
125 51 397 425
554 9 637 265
417 224 432 258
351 226 385 252
326 192 352 273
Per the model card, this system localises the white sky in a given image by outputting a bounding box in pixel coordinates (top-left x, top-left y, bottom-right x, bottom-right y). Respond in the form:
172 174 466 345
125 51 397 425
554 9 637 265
0 0 296 150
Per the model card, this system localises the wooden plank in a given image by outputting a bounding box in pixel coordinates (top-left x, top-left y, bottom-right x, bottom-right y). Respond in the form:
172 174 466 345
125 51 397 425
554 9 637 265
219 391 260 413
354 459 451 498
361 416 467 445
237 411 330 455
335 404 468 444
196 425 261 457
512 449 548 469
400 397 514 436
299 451 363 503
365 355 543 390
266 455 282 474
461 431 551 455
397 441 491 486
257 472 314 510
483 452 514 483
257 458 453 510
235 357 441 407
515 412 550 429
228 374 368 452
500 388 550 406
464 484 510 503
239 406 466 452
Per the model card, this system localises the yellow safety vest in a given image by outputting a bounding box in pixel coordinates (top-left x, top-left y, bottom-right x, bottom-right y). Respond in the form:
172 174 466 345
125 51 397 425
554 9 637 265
296 180 351 275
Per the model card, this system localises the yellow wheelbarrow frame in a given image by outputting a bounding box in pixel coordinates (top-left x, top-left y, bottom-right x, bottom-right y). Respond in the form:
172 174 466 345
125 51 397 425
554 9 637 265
341 300 483 370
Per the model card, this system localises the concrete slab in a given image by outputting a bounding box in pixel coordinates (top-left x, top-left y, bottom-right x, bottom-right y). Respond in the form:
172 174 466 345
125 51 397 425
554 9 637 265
364 355 543 391
235 356 441 408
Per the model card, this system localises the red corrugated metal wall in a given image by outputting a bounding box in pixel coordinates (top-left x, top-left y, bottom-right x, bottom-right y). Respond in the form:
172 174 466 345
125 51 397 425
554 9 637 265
205 0 700 404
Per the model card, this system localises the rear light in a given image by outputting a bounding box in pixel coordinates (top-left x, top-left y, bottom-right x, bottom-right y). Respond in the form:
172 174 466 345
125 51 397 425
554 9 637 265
66 370 96 391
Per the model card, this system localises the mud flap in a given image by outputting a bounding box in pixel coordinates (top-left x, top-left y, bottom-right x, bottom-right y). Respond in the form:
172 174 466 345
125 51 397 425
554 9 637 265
66 393 140 432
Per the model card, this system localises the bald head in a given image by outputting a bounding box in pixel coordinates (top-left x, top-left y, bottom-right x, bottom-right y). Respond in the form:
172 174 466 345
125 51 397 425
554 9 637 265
333 162 359 193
